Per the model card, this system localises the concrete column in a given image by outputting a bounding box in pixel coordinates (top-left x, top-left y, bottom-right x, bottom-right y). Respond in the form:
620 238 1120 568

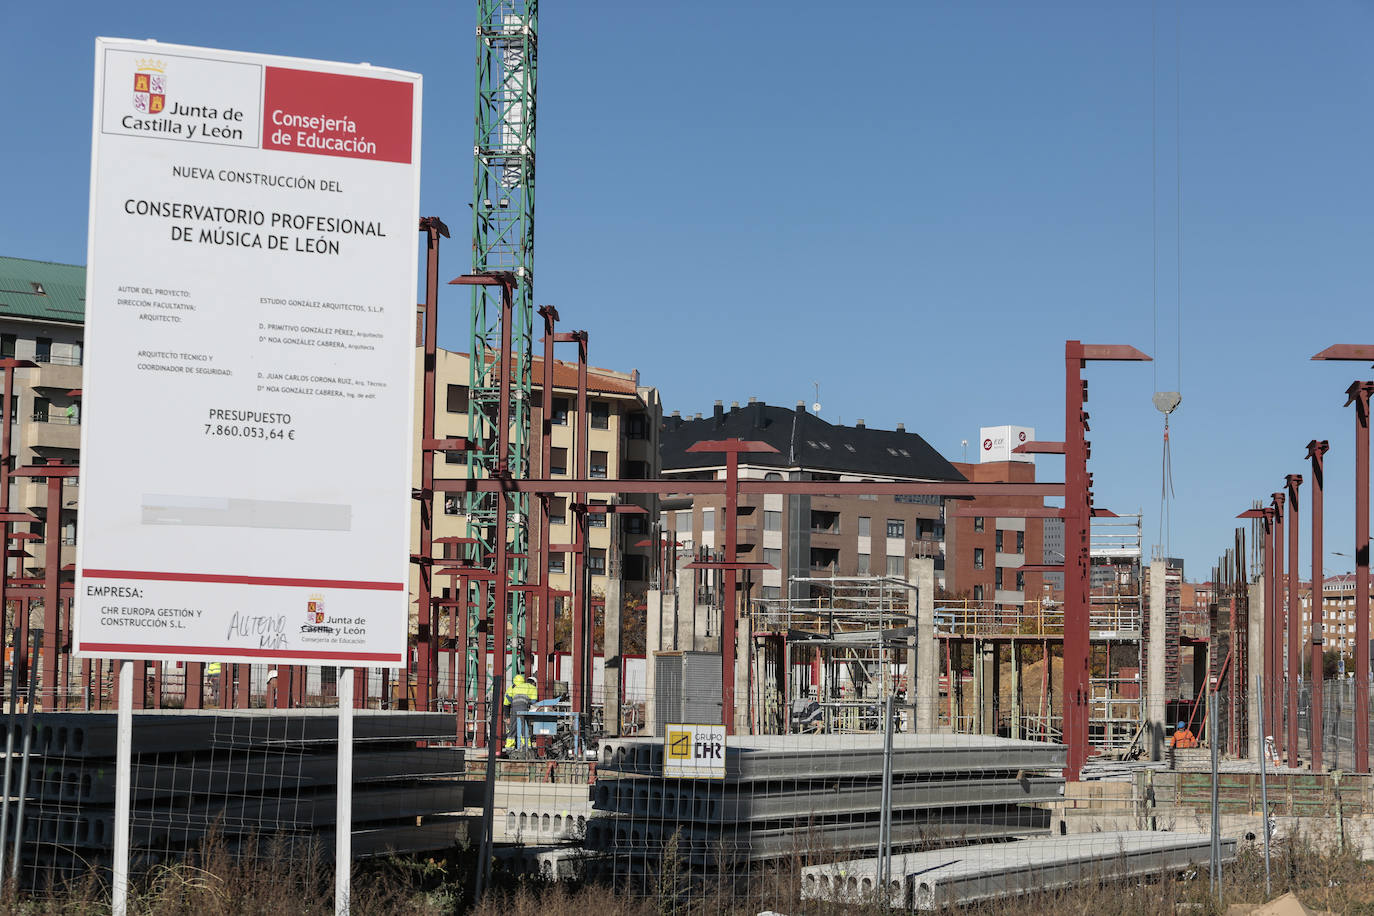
971 639 984 733
911 558 936 733
1011 643 1023 739
602 577 623 737
735 616 750 733
1148 559 1168 761
1248 578 1265 760
645 582 666 736
991 642 1002 735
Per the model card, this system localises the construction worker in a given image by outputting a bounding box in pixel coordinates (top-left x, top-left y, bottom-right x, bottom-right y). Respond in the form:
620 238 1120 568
206 661 222 703
503 674 538 752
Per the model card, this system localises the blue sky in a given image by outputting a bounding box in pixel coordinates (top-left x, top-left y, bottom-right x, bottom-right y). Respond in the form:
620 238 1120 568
3 1 1371 580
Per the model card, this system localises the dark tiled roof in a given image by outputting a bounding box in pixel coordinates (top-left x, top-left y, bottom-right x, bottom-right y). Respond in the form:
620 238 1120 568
661 403 965 482
0 257 86 325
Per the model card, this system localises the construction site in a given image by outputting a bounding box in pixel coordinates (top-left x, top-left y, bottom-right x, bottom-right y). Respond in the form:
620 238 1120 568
2 1 1373 913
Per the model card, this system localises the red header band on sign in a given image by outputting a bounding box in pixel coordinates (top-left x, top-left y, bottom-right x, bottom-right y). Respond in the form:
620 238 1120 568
261 67 413 164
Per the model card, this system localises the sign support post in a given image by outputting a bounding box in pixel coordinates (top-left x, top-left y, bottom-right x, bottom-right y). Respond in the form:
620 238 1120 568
335 666 353 915
113 659 133 916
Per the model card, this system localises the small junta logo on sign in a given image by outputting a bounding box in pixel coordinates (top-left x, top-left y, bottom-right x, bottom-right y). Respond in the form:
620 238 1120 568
307 594 325 624
982 438 992 450
1018 431 1027 442
133 59 167 114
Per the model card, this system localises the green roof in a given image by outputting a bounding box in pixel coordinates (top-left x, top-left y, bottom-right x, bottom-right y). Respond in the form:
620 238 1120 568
0 256 86 325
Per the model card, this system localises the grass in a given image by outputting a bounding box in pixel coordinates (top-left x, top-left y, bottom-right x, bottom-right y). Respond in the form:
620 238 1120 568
2 830 1373 914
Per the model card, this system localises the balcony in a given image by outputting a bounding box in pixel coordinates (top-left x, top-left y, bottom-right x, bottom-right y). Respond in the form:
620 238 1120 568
24 539 76 573
20 477 78 513
29 359 83 394
21 414 80 451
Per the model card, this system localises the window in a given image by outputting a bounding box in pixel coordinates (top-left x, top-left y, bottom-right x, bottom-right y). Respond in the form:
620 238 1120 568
549 497 567 526
590 401 610 430
886 519 904 538
444 496 460 516
446 384 468 413
622 513 647 534
1016 530 1025 553
701 508 715 531
995 530 1004 552
549 553 566 574
62 519 77 546
760 586 781 600
32 397 49 423
973 585 984 601
764 510 781 531
445 433 464 464
1016 570 1025 591
34 338 51 363
0 335 13 360
973 516 985 533
625 413 649 439
590 450 608 479
857 553 870 575
588 500 607 528
973 548 984 570
587 549 606 576
675 510 691 533
995 567 1003 589
551 397 569 425
550 447 568 476
623 460 649 479
886 556 905 577
858 516 871 537
764 472 783 481
763 548 781 568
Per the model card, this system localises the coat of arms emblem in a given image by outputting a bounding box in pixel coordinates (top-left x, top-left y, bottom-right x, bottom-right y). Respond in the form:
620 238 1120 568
133 60 166 114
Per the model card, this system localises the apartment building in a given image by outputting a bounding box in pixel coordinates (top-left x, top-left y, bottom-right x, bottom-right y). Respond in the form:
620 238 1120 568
659 400 963 599
411 348 662 636
1295 574 1374 657
945 459 1045 606
0 257 85 576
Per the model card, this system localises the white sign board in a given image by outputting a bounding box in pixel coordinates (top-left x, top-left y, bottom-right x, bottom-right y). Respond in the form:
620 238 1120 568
979 425 1035 463
662 723 727 779
75 39 421 667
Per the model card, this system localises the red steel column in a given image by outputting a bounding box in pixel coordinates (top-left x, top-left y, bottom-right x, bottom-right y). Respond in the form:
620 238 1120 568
415 218 446 710
1062 342 1090 779
1263 510 1276 743
42 459 62 708
1351 382 1373 773
536 305 558 699
491 279 515 744
1272 492 1285 761
1308 440 1329 771
723 449 740 734
1286 474 1302 767
574 334 589 715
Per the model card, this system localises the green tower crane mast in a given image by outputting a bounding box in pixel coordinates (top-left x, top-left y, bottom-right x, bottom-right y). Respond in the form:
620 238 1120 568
467 0 536 687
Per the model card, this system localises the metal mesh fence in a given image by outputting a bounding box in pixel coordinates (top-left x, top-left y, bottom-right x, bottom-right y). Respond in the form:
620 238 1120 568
1 659 1364 910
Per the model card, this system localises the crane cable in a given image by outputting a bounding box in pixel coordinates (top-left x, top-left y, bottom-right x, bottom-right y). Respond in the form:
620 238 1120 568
1152 0 1183 555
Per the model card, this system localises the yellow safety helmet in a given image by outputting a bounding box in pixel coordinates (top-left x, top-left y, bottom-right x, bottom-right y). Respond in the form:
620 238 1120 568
512 674 526 687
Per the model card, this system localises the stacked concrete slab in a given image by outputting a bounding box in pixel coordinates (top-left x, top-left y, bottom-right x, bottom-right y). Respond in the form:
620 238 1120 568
801 831 1237 909
586 734 1065 883
0 710 473 889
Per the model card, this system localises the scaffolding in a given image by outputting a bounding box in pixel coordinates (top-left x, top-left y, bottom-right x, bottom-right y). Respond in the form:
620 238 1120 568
751 576 916 735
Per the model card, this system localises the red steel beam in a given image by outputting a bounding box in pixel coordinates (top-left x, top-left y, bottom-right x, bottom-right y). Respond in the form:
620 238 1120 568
434 478 1062 497
1013 441 1066 455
